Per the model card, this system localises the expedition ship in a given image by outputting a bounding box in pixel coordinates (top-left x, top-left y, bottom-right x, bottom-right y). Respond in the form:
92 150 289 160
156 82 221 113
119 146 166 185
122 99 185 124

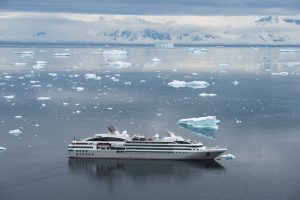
68 126 227 160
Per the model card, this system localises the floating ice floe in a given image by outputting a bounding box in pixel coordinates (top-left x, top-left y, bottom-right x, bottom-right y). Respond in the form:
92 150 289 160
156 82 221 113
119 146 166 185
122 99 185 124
62 102 69 106
271 72 289 76
284 62 300 67
85 73 101 80
111 77 119 82
32 60 47 70
75 87 84 91
37 97 51 101
13 51 34 56
221 154 236 160
155 43 174 48
48 73 58 77
103 49 128 61
232 81 239 86
14 116 22 119
0 147 7 151
3 95 15 100
279 49 298 53
124 81 132 85
187 47 208 54
168 80 210 89
53 53 71 57
218 63 230 73
14 62 27 66
8 129 23 136
109 61 132 69
144 57 161 67
199 92 217 97
177 116 220 139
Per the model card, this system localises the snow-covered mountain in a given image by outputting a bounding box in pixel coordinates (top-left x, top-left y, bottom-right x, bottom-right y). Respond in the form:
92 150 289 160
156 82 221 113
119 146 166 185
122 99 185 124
0 12 300 45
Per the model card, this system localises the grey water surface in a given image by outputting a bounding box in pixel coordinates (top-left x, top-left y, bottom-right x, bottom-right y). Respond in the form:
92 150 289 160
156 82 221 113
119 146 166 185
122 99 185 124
0 46 300 200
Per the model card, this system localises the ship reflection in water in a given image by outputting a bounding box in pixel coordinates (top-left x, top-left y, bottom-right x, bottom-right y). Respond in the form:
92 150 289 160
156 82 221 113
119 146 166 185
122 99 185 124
68 159 225 181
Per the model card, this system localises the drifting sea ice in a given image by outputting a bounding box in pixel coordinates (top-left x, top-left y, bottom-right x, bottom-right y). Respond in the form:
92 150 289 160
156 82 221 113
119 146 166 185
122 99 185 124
53 53 71 57
3 95 15 100
279 49 298 53
177 116 220 138
271 72 289 76
199 92 217 97
109 61 132 69
13 51 34 56
168 80 210 89
8 129 23 136
75 87 84 91
233 81 239 86
103 49 128 61
187 47 208 54
144 57 161 67
14 62 27 66
221 154 236 160
48 73 58 77
85 73 101 80
0 147 7 151
37 97 51 100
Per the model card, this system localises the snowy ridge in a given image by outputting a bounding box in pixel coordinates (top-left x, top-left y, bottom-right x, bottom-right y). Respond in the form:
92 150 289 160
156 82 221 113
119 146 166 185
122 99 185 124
1 13 300 45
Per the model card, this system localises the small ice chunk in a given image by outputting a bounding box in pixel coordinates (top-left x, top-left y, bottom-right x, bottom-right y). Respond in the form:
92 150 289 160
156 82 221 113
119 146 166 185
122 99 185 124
32 65 44 70
221 154 236 160
8 129 23 136
36 60 47 65
62 102 69 106
14 62 27 66
85 73 101 80
4 95 15 100
103 49 128 55
156 113 163 116
53 53 71 57
168 80 210 89
14 115 22 119
107 107 113 110
13 51 34 56
233 81 239 86
199 93 217 97
155 43 174 48
124 81 132 85
103 49 128 61
0 146 7 151
75 87 84 91
279 49 298 53
37 97 51 100
109 61 132 69
48 73 58 77
111 77 119 82
271 72 289 76
34 124 40 127
187 48 208 54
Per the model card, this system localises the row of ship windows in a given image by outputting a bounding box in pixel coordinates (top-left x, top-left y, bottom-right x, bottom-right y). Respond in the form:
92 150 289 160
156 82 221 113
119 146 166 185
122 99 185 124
76 153 94 156
76 150 89 152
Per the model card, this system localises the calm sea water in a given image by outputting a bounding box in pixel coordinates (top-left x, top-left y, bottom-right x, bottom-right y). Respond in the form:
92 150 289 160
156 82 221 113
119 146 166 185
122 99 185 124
0 46 300 200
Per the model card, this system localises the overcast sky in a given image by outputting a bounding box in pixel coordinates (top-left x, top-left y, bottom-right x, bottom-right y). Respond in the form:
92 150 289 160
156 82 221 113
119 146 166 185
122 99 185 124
0 0 299 15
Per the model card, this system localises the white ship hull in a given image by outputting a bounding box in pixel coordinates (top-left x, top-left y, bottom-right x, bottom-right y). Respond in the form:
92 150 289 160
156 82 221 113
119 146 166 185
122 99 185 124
68 148 226 160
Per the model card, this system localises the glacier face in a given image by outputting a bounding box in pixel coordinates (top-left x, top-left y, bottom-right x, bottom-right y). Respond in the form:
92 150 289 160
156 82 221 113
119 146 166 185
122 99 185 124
0 13 300 45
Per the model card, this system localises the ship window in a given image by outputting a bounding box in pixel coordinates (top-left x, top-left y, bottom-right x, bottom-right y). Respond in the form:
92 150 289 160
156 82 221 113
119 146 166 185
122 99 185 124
87 137 125 141
175 141 191 144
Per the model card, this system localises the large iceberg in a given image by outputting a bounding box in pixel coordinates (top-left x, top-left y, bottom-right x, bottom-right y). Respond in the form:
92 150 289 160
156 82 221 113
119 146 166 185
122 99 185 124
168 80 210 89
177 116 220 139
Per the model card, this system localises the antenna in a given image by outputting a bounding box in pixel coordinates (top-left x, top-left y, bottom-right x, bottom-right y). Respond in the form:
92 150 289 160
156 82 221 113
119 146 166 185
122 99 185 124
165 129 175 136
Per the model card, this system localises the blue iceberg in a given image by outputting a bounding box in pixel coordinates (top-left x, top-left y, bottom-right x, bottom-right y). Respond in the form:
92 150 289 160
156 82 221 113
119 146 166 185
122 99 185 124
177 116 220 139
